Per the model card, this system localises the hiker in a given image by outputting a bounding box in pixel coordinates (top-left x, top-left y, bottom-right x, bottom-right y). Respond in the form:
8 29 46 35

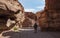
33 23 38 33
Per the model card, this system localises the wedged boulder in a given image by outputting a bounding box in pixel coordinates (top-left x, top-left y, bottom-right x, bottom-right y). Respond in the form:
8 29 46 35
0 0 25 33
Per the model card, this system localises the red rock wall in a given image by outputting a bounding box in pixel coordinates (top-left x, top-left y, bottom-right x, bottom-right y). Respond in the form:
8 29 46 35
45 0 60 10
25 12 37 21
22 12 37 27
45 0 60 30
36 11 48 31
36 0 60 31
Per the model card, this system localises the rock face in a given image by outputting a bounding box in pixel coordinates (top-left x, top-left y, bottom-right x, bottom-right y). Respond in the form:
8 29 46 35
22 12 37 27
25 12 37 21
45 0 60 10
37 0 60 31
36 11 48 31
0 0 25 33
45 0 60 30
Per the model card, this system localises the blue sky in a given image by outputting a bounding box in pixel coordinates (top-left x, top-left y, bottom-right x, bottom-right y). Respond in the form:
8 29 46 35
18 0 45 13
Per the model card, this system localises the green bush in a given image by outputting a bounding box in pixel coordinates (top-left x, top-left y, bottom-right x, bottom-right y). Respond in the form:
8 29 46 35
13 27 18 31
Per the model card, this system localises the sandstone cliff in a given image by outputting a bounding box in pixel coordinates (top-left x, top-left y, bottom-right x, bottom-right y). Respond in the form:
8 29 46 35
0 0 25 33
36 10 48 31
37 0 60 31
22 12 37 27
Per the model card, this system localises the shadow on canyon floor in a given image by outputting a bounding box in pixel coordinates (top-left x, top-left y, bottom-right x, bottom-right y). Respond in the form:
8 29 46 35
2 29 60 38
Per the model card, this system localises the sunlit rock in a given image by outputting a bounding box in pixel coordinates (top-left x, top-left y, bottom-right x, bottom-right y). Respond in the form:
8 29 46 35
0 0 25 33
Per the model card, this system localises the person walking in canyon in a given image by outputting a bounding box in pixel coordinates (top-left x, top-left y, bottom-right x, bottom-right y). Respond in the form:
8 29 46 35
33 22 38 33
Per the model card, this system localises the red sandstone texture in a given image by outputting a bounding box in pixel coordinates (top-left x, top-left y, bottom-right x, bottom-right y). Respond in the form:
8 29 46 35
22 12 37 27
0 0 24 33
45 0 60 10
36 11 48 31
25 12 37 21
45 0 60 30
37 0 60 31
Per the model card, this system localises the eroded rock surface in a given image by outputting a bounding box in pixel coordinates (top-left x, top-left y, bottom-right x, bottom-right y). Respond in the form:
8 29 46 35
22 12 37 27
0 0 25 33
45 0 60 31
36 0 60 31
